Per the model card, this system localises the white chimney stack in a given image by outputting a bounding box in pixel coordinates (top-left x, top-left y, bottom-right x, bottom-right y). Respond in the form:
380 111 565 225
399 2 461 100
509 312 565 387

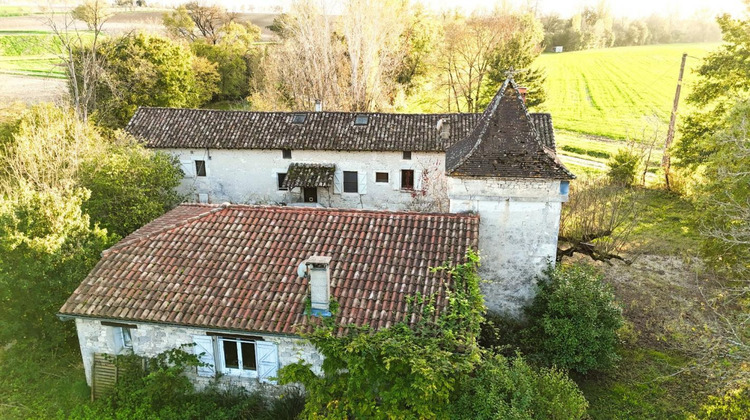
437 118 451 140
306 256 332 315
314 99 322 112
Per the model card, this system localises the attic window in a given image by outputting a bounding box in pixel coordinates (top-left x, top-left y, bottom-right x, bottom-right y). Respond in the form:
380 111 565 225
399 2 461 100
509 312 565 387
291 114 307 124
282 149 292 159
354 115 369 126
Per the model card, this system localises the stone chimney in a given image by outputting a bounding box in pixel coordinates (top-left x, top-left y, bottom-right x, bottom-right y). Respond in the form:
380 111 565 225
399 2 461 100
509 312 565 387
437 118 451 140
306 256 332 315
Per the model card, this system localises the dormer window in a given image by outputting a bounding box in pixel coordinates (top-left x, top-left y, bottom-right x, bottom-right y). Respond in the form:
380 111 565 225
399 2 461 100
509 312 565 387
354 115 369 126
291 114 307 124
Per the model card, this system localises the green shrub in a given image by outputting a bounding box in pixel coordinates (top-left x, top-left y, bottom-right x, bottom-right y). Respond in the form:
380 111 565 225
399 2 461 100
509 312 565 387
523 263 623 374
607 148 640 186
693 386 750 420
479 311 525 356
450 353 588 420
69 347 305 420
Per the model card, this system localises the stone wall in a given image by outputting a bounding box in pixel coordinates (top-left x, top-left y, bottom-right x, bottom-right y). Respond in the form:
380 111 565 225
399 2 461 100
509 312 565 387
164 148 449 212
74 318 322 390
447 177 568 315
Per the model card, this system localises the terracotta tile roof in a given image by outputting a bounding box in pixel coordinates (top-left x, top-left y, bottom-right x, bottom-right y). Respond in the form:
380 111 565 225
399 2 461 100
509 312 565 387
125 107 557 154
59 204 480 335
446 78 575 180
282 163 335 189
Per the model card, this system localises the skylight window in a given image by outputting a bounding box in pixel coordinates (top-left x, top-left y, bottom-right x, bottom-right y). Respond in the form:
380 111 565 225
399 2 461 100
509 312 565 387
291 114 307 124
354 115 369 126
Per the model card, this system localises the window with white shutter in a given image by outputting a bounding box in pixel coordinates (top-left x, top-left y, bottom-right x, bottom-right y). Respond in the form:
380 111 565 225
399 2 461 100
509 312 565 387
192 335 216 377
333 170 343 194
357 172 367 194
256 341 279 384
180 160 194 178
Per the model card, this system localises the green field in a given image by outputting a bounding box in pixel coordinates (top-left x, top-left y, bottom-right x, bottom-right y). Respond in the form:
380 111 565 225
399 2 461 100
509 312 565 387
537 43 719 140
0 6 31 17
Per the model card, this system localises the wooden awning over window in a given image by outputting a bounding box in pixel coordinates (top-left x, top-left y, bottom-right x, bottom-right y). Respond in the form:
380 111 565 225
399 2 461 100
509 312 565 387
282 163 336 189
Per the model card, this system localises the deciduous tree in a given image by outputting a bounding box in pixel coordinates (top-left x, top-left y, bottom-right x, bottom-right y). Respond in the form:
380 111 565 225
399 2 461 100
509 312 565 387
85 33 219 128
676 5 750 168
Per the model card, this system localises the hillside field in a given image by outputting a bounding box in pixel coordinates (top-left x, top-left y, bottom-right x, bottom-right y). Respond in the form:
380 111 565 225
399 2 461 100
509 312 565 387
536 43 719 140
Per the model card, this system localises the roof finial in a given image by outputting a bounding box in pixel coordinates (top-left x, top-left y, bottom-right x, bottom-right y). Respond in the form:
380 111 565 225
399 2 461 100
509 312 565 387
504 66 518 79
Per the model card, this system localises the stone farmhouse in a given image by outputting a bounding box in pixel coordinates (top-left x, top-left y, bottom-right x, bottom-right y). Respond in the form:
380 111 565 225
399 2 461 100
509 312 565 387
59 77 574 390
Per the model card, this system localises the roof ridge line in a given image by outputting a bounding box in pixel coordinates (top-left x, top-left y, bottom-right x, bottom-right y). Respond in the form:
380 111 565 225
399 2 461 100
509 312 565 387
102 204 229 257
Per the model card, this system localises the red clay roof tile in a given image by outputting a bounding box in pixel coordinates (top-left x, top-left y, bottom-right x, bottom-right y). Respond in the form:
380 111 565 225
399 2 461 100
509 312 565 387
60 204 479 335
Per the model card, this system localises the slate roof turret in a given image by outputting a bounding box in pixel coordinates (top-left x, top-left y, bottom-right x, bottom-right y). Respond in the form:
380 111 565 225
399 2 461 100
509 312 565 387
445 77 574 180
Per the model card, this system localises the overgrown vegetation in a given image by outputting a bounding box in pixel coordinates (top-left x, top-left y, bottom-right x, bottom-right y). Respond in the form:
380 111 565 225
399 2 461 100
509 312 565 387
0 103 184 418
281 252 588 419
70 347 305 420
522 264 623 374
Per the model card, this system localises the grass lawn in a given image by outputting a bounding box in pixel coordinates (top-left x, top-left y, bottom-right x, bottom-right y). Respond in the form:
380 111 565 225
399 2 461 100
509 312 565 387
578 348 704 419
0 341 90 419
536 43 719 140
0 56 66 78
0 33 63 57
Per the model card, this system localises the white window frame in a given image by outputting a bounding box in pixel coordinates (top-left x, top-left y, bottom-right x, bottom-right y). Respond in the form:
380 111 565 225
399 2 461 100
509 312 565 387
111 326 133 354
120 327 133 349
218 337 258 378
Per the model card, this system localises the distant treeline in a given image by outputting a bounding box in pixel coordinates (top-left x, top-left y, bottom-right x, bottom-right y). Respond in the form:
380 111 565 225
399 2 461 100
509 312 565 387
541 7 722 52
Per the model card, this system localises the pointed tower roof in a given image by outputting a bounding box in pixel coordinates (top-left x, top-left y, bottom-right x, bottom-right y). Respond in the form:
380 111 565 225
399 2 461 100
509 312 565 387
445 77 574 180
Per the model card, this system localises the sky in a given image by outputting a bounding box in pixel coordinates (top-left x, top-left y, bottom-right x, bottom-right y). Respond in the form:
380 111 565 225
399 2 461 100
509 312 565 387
421 0 747 18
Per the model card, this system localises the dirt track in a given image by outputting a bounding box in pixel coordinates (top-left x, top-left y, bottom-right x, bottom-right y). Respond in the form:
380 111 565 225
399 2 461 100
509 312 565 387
0 74 67 105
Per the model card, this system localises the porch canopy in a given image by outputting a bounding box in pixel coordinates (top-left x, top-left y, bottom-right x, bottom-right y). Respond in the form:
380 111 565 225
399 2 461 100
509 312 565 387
282 163 336 189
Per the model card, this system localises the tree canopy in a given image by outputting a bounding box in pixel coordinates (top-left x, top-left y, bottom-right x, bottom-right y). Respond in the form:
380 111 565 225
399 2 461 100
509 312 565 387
80 32 219 128
676 7 750 168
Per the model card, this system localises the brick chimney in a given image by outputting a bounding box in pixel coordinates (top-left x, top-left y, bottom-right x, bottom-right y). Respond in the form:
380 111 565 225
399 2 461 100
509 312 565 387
517 87 528 104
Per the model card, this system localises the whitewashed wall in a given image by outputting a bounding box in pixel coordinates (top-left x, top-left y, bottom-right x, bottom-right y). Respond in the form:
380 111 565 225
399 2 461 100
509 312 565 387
74 318 321 390
448 178 569 316
165 148 448 211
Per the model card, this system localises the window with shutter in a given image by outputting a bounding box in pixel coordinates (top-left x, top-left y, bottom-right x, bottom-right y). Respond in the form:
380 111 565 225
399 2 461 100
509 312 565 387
256 341 279 384
192 335 216 377
333 171 343 194
343 171 358 193
180 160 194 178
218 337 258 378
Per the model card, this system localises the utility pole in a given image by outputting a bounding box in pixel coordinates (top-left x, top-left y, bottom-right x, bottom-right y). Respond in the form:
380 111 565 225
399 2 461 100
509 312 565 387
663 53 688 190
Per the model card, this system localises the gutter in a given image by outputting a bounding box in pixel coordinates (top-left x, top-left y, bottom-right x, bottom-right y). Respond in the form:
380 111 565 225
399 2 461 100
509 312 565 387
55 313 303 340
